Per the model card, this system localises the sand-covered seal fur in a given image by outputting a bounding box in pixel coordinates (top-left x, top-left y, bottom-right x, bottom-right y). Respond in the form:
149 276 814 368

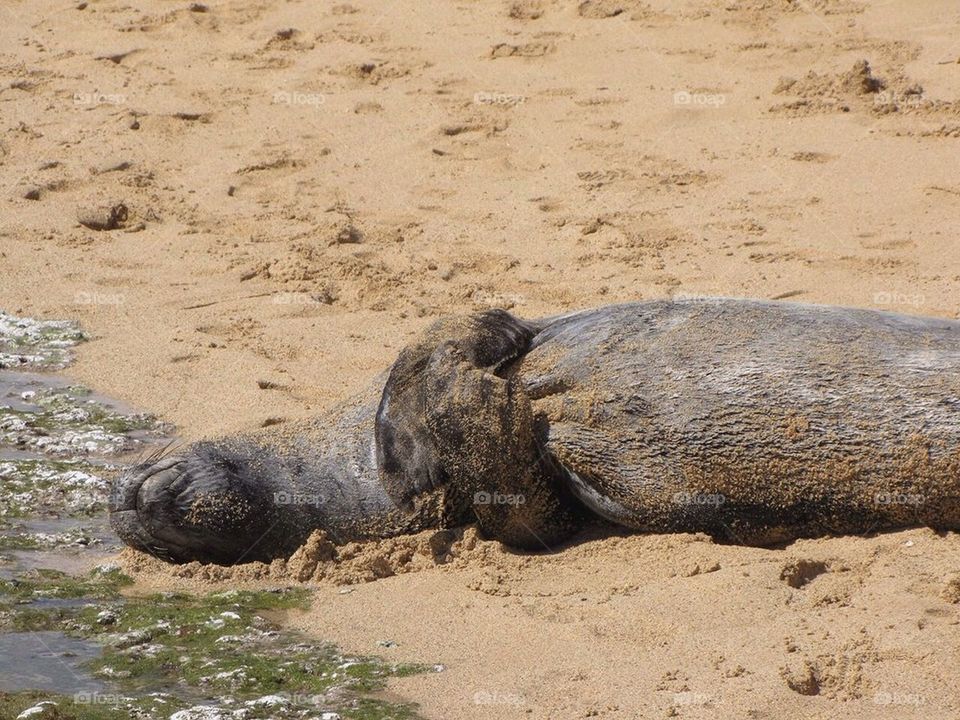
110 299 960 564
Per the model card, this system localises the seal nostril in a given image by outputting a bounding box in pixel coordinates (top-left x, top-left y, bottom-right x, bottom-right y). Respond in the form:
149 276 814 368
111 457 187 512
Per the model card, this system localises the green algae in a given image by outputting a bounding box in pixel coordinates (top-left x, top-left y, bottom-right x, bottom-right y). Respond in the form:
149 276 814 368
0 312 86 371
1 579 430 719
0 385 165 457
0 567 133 603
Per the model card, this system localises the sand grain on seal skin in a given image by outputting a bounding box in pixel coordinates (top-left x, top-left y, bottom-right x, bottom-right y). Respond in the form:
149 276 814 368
3 0 960 717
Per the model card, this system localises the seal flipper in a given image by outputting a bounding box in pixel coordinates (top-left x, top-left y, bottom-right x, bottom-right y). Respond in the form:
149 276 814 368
375 309 579 547
545 422 868 546
375 310 541 514
543 421 658 530
421 343 581 549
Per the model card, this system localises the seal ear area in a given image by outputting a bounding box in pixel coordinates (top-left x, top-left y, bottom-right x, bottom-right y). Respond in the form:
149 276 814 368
375 309 540 512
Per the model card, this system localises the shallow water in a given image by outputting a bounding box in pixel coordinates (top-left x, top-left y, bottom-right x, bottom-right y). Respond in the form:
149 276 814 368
0 314 170 698
0 631 107 694
0 517 115 578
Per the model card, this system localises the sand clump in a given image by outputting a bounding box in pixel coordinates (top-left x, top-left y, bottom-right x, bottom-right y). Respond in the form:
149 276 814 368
283 527 491 584
118 526 503 588
771 58 960 119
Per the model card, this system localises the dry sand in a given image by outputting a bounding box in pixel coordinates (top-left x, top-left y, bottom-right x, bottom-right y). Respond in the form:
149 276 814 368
2 0 960 717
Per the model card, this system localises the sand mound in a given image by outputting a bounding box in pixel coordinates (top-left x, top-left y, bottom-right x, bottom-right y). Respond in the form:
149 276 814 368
118 526 510 589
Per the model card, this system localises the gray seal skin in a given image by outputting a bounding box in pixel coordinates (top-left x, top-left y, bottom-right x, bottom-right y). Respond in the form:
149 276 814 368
110 299 960 564
109 378 448 565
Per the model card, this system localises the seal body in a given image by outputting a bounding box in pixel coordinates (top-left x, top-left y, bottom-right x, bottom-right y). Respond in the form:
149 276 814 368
510 300 960 545
111 299 960 563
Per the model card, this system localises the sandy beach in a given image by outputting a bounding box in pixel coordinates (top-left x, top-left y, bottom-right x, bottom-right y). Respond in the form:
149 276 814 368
2 0 960 717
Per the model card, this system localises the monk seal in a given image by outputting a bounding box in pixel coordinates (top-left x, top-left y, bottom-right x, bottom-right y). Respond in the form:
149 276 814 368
109 298 960 564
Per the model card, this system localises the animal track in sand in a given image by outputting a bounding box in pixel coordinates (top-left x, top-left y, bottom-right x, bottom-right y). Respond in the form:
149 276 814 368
336 60 413 85
508 0 544 20
780 639 878 700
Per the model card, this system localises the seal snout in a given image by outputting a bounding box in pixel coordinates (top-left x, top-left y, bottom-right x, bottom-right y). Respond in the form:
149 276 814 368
109 443 292 565
109 451 228 562
111 457 186 512
135 458 193 525
109 455 195 562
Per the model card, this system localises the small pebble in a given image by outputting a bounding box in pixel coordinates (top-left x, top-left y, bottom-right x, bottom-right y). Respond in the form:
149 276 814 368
91 160 132 175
